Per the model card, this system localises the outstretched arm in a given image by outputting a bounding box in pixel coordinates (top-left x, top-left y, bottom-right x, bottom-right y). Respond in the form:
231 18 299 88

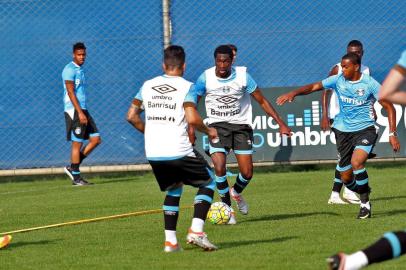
251 88 291 136
379 66 406 105
126 99 145 133
276 82 324 105
379 99 400 152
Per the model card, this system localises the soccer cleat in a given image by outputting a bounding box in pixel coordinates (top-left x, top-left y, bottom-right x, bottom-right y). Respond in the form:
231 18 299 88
0 235 12 249
328 196 349 205
343 188 361 204
357 206 371 219
72 177 93 186
227 209 237 225
164 241 182 253
64 166 74 181
327 253 347 270
186 229 218 251
230 187 248 215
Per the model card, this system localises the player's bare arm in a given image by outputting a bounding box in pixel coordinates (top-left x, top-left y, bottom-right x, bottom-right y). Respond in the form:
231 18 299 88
126 98 145 133
276 82 324 105
251 88 291 136
379 65 406 105
184 102 218 141
65 80 87 125
379 99 400 152
321 66 339 131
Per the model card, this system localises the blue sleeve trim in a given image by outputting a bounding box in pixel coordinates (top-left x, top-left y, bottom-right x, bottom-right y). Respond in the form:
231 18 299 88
246 73 258 93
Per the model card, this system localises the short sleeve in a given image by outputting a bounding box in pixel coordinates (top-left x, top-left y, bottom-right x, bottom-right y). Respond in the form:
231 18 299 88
194 73 207 97
369 77 381 99
134 84 144 101
322 75 339 89
184 84 198 104
62 66 75 81
246 73 258 93
397 50 406 69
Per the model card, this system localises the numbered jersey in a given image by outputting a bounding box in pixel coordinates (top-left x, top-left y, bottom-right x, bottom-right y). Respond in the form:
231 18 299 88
62 61 86 114
328 63 370 119
135 75 196 160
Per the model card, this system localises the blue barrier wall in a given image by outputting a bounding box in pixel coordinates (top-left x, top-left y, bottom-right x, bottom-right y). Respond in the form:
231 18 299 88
1 1 405 169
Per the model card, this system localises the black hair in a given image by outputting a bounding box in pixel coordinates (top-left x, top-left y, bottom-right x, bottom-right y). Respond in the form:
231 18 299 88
164 45 185 69
347 40 363 49
73 42 86 52
214 45 233 59
342 52 361 65
227 44 237 53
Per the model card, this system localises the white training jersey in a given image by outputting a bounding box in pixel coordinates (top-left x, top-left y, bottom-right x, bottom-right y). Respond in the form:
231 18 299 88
328 63 370 119
201 66 254 125
135 75 196 160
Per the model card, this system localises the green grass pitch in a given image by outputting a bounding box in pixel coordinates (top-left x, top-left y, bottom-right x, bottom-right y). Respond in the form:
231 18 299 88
1 163 406 269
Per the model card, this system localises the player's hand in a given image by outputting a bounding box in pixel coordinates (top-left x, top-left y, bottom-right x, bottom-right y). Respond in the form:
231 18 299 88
78 111 88 125
389 135 400 152
320 115 330 131
276 93 295 105
279 124 292 137
207 127 219 144
187 125 197 146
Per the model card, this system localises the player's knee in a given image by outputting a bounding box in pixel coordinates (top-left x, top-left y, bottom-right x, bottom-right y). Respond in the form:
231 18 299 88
240 169 253 180
351 159 364 171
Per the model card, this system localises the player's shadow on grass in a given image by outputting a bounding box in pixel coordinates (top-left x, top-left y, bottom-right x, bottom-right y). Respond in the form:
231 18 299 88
95 177 138 185
243 211 339 223
373 195 406 202
8 239 60 249
375 209 406 218
217 236 298 250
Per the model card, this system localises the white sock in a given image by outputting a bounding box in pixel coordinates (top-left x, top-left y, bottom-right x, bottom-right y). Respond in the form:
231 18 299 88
165 230 177 245
345 251 368 270
190 218 204 233
331 191 340 198
361 201 371 210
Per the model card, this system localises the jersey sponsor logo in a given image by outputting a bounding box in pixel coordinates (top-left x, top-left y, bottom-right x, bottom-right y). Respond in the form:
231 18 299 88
147 101 176 110
147 115 175 122
151 84 177 94
340 95 367 106
210 108 241 117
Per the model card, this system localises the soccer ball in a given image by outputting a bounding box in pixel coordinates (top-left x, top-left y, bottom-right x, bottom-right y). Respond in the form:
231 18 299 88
207 202 232 225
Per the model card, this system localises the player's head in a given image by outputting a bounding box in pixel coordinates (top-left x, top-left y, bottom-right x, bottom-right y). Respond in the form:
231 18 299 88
341 52 361 80
346 40 364 59
72 42 86 66
214 45 233 78
163 45 186 75
226 44 238 63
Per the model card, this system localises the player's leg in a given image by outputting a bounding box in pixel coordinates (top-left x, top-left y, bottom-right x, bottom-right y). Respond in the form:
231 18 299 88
182 151 218 250
351 148 371 219
163 185 183 252
328 230 406 270
328 165 348 204
79 111 101 164
209 124 232 207
230 153 252 215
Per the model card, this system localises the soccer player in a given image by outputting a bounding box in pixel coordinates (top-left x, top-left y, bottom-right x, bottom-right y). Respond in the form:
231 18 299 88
62 42 101 186
327 49 406 270
277 52 400 219
194 45 291 221
0 235 12 249
127 45 218 252
322 40 371 205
